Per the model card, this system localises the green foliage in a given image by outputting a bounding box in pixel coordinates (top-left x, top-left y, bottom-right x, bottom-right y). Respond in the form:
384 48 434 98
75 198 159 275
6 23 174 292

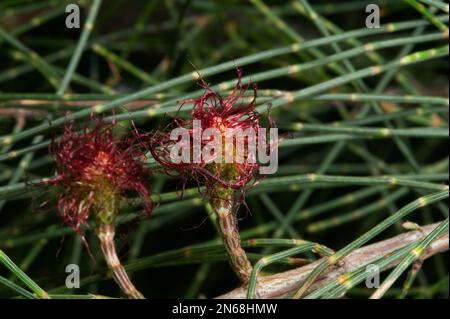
0 0 448 299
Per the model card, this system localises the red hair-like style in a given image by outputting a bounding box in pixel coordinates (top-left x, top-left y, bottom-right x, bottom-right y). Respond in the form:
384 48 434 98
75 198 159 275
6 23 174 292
148 68 274 204
48 117 152 238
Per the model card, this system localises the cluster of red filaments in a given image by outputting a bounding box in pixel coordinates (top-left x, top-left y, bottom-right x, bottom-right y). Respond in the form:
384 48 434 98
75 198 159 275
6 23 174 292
149 69 272 199
48 117 152 235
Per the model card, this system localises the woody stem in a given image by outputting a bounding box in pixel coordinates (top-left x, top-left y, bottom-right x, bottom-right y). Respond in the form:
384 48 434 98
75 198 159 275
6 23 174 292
211 191 253 285
96 224 144 299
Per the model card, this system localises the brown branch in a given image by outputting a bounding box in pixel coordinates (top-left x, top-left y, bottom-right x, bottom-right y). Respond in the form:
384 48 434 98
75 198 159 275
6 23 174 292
217 222 448 299
96 224 144 299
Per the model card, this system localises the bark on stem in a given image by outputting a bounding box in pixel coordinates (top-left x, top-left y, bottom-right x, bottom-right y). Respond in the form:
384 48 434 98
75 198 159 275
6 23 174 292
96 224 144 299
211 192 253 285
217 222 448 299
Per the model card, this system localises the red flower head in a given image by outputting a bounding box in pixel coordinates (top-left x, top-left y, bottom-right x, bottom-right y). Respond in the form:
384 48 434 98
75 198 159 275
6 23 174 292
149 68 276 203
48 117 152 239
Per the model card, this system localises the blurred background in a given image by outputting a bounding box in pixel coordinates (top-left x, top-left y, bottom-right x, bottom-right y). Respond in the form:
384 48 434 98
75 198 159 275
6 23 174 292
0 0 448 299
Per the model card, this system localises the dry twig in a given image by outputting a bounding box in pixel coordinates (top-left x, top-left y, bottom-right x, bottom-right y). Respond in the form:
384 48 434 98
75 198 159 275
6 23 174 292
217 222 448 299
